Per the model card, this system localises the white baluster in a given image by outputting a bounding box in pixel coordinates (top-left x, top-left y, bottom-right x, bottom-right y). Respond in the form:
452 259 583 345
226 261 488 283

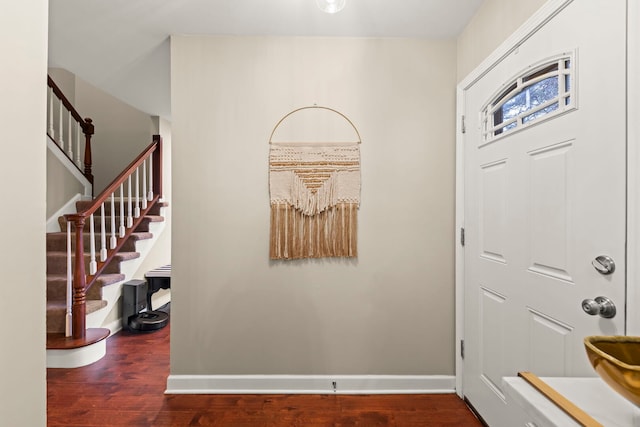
75 122 82 168
100 203 107 262
141 159 148 210
134 167 140 218
65 222 72 337
67 111 73 160
89 214 97 275
119 184 126 237
148 151 154 201
48 88 55 138
127 176 133 228
110 195 117 249
58 99 64 150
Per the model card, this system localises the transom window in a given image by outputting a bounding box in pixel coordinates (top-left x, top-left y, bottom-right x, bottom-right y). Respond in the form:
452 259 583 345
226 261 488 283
482 53 575 142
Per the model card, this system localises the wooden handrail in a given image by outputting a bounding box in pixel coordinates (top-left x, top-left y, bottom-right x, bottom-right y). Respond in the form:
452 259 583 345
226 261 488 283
47 75 94 187
48 76 88 132
64 136 162 339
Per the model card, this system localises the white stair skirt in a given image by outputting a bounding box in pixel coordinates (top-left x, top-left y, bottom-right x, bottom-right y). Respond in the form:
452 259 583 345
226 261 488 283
46 340 106 368
165 375 455 395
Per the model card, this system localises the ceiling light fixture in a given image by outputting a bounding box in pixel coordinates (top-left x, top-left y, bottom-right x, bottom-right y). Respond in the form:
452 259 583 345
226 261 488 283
316 0 346 14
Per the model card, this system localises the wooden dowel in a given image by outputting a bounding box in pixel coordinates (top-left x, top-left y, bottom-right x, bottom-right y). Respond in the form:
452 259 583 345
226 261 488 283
518 372 604 427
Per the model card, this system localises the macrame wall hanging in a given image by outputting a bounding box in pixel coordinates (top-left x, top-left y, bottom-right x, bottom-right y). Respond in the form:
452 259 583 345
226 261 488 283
269 106 361 260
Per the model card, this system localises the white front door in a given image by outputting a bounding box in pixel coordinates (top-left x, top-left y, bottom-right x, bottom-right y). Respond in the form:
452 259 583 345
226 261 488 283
462 1 627 425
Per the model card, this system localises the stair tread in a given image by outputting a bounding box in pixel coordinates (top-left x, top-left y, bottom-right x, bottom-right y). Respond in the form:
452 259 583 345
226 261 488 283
46 328 110 350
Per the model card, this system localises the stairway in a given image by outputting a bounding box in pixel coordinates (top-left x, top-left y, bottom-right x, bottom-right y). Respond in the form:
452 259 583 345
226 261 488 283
46 199 166 335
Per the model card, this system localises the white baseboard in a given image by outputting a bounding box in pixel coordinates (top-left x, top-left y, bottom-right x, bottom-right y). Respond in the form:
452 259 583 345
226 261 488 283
101 317 123 335
165 374 455 395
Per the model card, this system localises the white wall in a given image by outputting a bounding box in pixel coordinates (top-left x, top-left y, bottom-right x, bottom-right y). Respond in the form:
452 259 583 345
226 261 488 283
170 36 456 376
456 0 547 82
0 0 48 425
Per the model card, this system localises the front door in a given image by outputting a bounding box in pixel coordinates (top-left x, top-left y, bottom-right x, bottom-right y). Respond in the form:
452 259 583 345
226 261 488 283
462 1 627 425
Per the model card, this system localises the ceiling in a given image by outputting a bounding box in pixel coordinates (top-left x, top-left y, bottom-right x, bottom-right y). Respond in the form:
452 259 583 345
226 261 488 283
48 0 483 119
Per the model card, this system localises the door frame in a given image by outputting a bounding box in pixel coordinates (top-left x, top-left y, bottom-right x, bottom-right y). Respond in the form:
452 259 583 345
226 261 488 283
454 0 639 396
626 0 640 336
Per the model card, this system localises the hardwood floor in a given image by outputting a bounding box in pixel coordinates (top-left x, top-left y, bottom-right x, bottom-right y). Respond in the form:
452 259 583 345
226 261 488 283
47 323 483 426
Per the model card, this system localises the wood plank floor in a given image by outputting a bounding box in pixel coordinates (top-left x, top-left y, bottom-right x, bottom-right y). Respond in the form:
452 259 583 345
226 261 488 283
47 324 483 426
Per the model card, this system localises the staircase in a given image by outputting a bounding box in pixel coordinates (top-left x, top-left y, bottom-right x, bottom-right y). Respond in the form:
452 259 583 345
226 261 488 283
46 200 166 335
45 75 167 368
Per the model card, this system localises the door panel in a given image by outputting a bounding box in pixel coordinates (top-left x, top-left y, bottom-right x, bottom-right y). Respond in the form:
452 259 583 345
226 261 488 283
528 140 573 282
480 159 508 264
462 1 627 425
479 287 508 399
527 308 573 376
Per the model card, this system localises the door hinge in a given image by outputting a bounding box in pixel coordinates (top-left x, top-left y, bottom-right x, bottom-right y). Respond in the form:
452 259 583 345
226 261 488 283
461 115 466 134
460 340 465 359
460 227 465 247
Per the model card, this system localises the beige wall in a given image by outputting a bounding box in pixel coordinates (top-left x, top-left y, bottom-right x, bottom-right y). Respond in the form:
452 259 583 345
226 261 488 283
457 0 547 82
74 77 156 194
170 36 456 376
46 149 85 218
0 0 47 425
48 67 75 103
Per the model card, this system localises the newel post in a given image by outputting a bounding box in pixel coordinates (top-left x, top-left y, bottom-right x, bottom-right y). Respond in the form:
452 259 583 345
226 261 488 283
83 118 95 192
152 134 163 199
68 214 88 339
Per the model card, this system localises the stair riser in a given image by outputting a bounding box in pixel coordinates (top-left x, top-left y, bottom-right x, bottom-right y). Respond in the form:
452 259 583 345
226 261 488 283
46 308 66 334
47 280 102 300
46 300 108 334
47 272 125 300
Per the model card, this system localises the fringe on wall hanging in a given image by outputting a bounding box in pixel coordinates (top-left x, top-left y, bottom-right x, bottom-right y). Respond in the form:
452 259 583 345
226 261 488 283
269 106 361 260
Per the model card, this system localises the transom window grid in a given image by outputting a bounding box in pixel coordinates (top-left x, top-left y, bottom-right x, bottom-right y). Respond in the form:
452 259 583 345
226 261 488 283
481 54 575 143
